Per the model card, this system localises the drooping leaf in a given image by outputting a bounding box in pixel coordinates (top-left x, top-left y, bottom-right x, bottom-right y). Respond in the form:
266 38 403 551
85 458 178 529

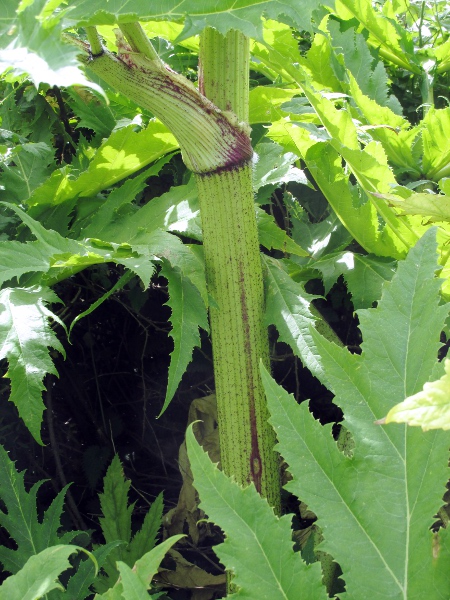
185 424 327 599
159 261 209 415
0 545 84 600
0 445 82 574
28 122 178 209
262 228 450 599
269 119 411 258
383 358 450 431
0 286 65 444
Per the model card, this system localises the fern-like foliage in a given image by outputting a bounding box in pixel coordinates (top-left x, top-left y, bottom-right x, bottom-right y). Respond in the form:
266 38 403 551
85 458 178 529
95 455 165 594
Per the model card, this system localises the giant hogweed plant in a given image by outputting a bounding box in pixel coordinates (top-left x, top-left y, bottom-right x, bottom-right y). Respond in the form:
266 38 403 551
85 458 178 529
0 0 450 597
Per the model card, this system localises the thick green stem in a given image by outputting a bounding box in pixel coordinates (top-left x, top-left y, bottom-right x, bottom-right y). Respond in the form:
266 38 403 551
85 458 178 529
199 28 249 122
198 29 281 511
196 164 280 509
79 23 281 509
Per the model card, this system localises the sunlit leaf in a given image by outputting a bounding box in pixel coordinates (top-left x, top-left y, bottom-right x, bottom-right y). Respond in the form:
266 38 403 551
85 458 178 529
384 358 450 431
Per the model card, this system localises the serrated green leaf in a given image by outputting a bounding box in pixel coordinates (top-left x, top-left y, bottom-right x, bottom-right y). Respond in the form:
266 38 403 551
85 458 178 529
0 445 82 574
0 545 83 600
0 0 103 91
335 0 419 73
256 207 309 257
127 492 163 564
263 228 450 599
327 19 402 113
313 251 396 309
62 0 320 40
253 140 309 192
159 262 209 415
186 424 326 599
0 286 65 444
83 179 201 243
384 358 450 431
248 86 302 124
63 541 124 600
0 240 51 286
263 255 328 387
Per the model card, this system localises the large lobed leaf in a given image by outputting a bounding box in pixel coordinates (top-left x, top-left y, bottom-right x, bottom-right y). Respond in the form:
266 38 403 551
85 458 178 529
262 229 450 599
186 425 327 599
62 0 322 40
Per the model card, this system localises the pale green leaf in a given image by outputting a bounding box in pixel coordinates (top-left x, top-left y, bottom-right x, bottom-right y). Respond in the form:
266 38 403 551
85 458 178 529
0 545 82 600
253 140 310 193
263 256 326 384
421 108 450 181
185 425 327 599
327 19 402 113
159 262 209 415
63 0 321 40
0 0 102 91
263 229 450 599
376 191 450 223
83 179 201 243
0 286 65 444
133 536 184 588
384 359 450 431
248 86 302 124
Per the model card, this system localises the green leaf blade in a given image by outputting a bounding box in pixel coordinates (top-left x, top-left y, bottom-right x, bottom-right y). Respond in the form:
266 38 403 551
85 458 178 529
263 229 450 599
186 425 327 599
159 262 208 415
0 545 82 600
